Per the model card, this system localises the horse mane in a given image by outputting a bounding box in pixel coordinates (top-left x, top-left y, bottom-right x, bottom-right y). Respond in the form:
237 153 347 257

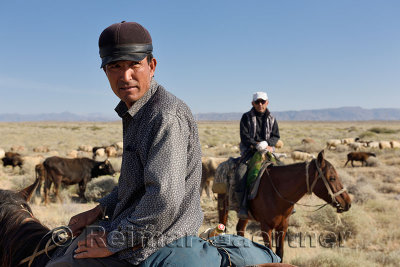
0 189 50 267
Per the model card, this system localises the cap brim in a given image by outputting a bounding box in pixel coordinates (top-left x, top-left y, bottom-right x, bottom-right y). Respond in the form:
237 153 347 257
101 53 148 68
253 97 268 101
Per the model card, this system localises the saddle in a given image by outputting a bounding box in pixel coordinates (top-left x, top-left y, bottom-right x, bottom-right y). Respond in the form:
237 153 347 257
212 153 281 211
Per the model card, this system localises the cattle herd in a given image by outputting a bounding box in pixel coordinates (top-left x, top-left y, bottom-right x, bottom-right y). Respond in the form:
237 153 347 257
1 142 121 204
1 135 399 202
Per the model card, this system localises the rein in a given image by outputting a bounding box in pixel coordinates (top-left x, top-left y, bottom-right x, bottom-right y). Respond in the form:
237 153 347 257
267 159 346 211
18 225 72 266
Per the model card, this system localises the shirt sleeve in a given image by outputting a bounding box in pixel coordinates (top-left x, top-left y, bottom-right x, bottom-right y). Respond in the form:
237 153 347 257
267 120 280 147
240 114 257 148
97 186 119 218
107 112 189 253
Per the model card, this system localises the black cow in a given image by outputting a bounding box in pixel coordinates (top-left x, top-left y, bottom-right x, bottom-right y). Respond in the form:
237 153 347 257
42 156 115 203
1 152 24 170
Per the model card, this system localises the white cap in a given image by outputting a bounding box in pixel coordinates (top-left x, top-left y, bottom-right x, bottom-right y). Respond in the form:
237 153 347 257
253 92 268 102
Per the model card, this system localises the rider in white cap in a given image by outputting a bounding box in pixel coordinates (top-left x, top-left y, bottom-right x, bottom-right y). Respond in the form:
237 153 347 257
237 91 280 219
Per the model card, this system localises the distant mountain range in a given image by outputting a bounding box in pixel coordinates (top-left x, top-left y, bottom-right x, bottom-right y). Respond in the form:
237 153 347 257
196 107 400 121
0 112 117 122
1 107 400 122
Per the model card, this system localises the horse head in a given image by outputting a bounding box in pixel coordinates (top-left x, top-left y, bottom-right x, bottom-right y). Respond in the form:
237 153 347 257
0 179 49 267
310 150 351 213
0 179 38 225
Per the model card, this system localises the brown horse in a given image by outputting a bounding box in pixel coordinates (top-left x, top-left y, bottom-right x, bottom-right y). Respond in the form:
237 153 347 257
0 181 296 267
0 179 71 267
218 150 351 260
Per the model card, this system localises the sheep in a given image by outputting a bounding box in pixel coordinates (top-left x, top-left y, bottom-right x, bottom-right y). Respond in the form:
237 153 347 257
275 140 284 149
10 145 25 152
301 138 315 144
67 150 79 158
291 151 315 161
33 146 50 153
113 141 124 151
78 145 93 152
95 148 105 158
379 141 391 149
367 141 379 149
326 139 341 150
390 140 400 149
105 146 117 157
344 152 376 167
341 137 360 144
348 142 364 151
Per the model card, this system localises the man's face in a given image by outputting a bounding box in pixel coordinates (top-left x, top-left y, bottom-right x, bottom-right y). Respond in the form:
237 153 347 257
104 57 157 109
252 99 269 113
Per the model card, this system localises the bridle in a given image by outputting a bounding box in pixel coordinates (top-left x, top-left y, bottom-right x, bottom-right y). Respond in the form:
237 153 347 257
267 159 347 210
16 205 72 267
305 159 347 207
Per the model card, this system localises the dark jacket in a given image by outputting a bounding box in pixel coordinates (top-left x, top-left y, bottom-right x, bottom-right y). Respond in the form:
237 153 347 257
239 107 280 155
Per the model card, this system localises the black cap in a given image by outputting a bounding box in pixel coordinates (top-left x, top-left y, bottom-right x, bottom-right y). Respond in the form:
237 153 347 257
99 21 153 68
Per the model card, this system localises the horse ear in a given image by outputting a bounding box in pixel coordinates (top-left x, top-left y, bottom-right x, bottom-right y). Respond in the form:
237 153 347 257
317 150 326 168
18 178 39 201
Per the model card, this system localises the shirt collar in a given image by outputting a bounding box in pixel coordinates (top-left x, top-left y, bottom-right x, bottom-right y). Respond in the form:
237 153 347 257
114 79 158 118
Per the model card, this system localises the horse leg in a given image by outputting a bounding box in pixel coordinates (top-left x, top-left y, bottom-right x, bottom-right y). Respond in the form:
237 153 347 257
275 223 288 261
236 219 248 236
260 223 273 249
218 193 229 225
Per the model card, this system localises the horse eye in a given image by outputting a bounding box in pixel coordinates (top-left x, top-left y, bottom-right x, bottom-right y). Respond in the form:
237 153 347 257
329 177 336 182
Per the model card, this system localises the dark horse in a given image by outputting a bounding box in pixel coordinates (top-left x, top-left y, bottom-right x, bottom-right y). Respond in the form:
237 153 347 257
0 181 298 267
0 178 70 267
218 150 352 260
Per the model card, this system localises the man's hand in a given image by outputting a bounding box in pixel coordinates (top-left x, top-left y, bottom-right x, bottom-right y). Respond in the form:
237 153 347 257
266 146 274 152
259 146 274 154
74 232 114 259
68 205 104 236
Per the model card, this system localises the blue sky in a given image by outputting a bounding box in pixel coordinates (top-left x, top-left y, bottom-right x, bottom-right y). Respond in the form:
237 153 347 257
0 0 399 118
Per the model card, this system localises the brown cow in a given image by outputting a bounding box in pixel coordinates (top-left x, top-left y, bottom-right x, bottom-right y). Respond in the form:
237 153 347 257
344 152 376 167
42 156 115 203
2 152 24 170
35 163 46 196
201 157 228 198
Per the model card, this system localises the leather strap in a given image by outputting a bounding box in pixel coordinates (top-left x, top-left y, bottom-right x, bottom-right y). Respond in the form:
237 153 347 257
100 44 153 58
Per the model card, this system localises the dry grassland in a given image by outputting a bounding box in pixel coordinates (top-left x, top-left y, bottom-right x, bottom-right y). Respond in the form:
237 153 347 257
1 120 400 266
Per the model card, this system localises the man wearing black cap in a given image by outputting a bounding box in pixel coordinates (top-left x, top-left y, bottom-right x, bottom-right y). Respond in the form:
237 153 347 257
46 21 205 266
